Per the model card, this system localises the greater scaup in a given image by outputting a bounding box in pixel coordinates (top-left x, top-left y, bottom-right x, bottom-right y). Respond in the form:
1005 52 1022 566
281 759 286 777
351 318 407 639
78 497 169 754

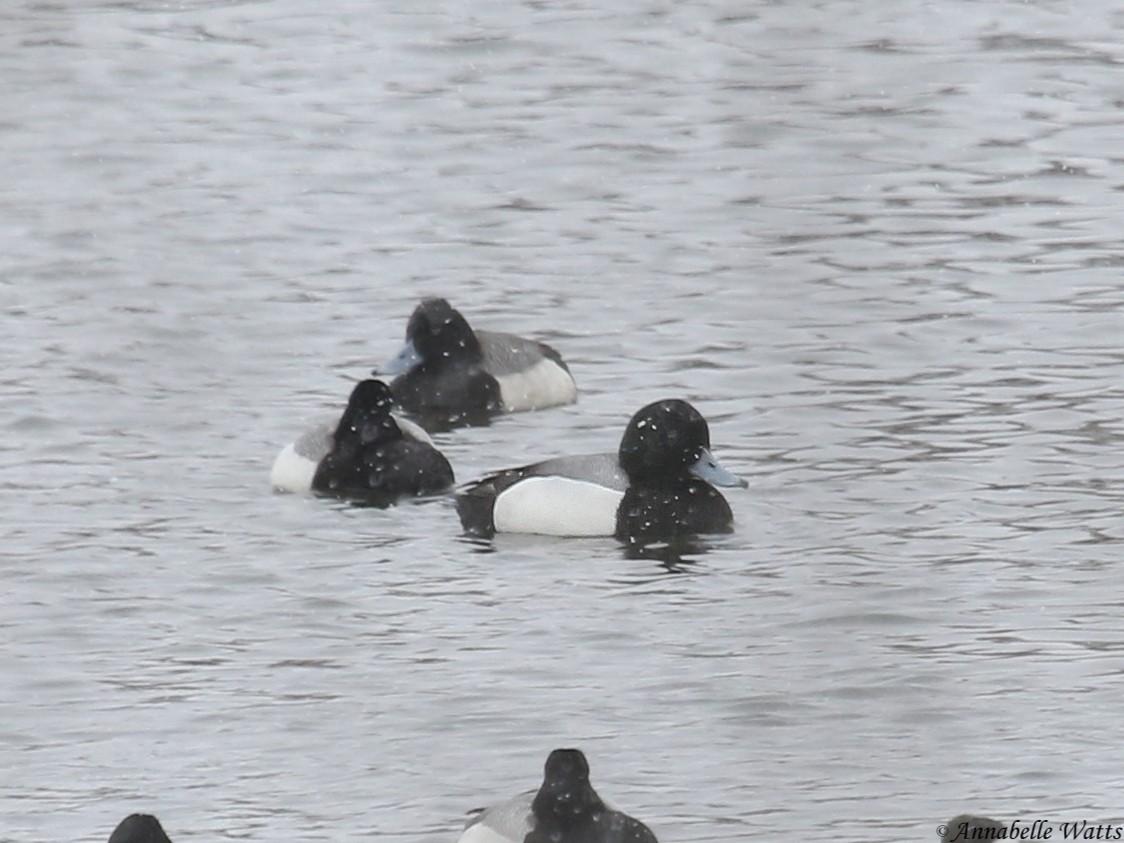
941 816 1007 842
270 379 454 504
108 814 172 843
456 399 745 541
458 748 658 843
374 297 577 427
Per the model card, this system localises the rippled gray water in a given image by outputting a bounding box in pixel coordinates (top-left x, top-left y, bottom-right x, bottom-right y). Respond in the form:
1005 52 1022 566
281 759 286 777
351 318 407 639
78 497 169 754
3 1 1124 841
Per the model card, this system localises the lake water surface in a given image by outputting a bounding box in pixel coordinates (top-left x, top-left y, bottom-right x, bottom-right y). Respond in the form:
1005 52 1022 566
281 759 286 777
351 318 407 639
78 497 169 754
3 1 1124 841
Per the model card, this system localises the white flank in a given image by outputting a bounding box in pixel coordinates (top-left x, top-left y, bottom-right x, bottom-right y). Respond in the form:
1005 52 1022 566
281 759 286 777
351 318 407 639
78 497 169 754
457 793 535 843
493 476 623 537
393 413 434 446
269 443 317 494
457 824 520 843
497 358 577 412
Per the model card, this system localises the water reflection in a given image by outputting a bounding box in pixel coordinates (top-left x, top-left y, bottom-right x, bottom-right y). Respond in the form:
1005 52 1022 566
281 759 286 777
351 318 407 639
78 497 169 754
621 537 712 573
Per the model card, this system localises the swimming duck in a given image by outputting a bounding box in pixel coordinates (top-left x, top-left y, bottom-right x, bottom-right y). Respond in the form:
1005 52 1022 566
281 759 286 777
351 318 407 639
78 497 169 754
270 379 454 504
456 399 745 542
374 297 577 427
941 816 1006 842
458 748 658 843
108 815 172 843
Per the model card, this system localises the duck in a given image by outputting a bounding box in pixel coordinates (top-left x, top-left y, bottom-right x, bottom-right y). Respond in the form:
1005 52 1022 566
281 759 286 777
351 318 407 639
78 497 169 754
374 297 577 428
456 398 745 542
458 748 658 843
941 816 1006 842
108 814 172 843
270 379 454 504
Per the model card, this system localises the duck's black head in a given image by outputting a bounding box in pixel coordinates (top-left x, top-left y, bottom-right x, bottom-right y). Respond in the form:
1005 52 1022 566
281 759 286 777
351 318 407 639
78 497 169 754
942 816 1006 843
618 399 711 485
531 748 604 828
334 379 399 445
407 298 482 364
108 814 172 843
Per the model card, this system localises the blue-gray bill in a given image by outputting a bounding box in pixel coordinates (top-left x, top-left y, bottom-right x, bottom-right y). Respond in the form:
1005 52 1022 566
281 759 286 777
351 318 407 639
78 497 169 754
373 339 422 377
689 448 747 488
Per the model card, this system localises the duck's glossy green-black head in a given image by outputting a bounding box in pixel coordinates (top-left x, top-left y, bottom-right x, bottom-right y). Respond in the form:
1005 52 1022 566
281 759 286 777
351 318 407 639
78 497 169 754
619 399 708 483
619 399 744 490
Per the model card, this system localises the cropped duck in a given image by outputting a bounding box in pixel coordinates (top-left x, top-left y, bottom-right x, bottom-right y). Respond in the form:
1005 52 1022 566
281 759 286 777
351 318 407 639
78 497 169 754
458 748 658 843
374 297 577 427
457 398 745 542
270 379 454 504
108 815 172 843
942 816 1007 842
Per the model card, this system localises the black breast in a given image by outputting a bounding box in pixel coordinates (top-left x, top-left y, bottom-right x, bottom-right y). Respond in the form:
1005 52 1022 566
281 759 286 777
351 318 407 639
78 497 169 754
390 363 502 429
615 480 733 544
313 434 453 505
